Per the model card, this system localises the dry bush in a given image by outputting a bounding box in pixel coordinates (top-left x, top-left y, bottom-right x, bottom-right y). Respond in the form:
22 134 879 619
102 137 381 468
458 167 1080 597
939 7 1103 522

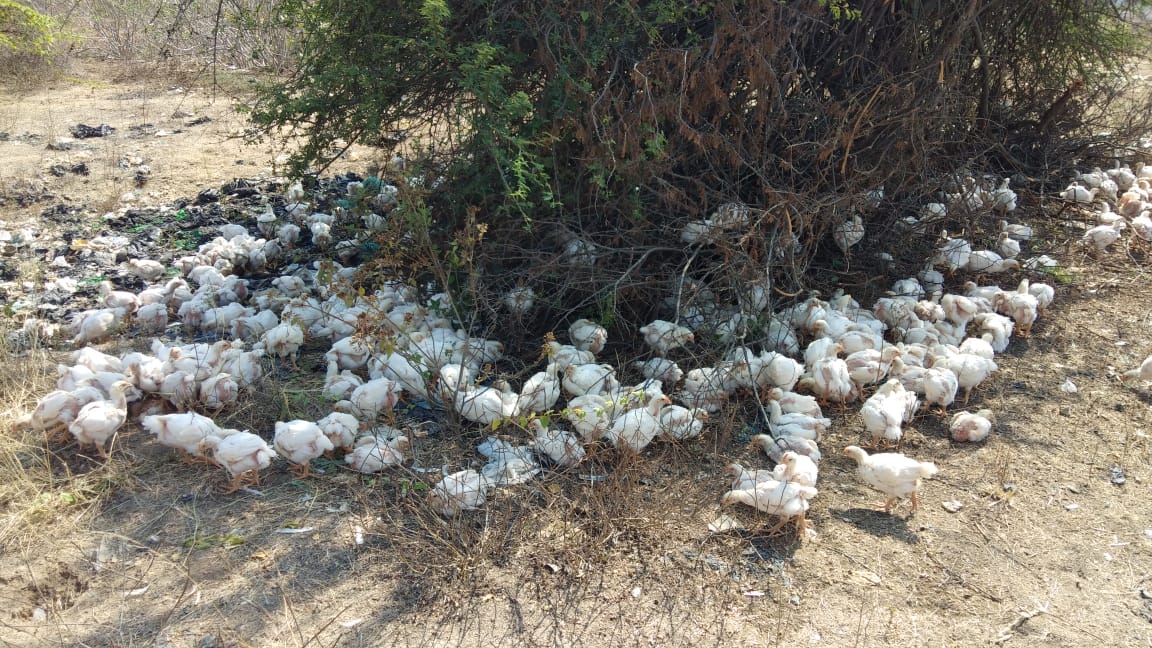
248 1 1152 369
36 0 295 72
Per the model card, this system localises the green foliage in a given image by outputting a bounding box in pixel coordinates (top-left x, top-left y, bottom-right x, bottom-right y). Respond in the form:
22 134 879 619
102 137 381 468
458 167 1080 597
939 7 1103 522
253 0 1152 232
0 0 60 56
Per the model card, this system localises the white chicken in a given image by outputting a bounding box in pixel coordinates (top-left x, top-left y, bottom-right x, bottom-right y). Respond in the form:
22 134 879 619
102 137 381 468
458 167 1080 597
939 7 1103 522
28 387 104 440
452 380 518 425
958 336 996 360
603 393 669 452
569 318 608 354
990 177 1017 212
261 322 305 368
141 412 225 461
516 363 561 415
721 478 818 535
71 308 124 347
316 412 360 450
933 232 971 273
346 377 402 422
833 212 865 252
562 363 617 397
159 370 197 411
127 258 166 282
657 404 708 441
530 418 585 466
1060 183 1093 203
1082 221 1125 252
344 433 409 473
859 379 919 447
766 388 823 418
325 336 372 370
324 359 364 401
428 469 492 516
1027 280 1056 312
973 312 1015 353
802 357 858 404
378 350 430 399
67 380 133 456
950 409 995 442
677 365 732 412
1121 355 1152 384
544 340 595 372
752 434 822 463
563 393 614 442
727 463 777 491
996 232 1021 259
201 431 277 492
436 363 475 402
273 420 335 477
72 347 123 374
199 373 239 410
99 281 139 313
1000 220 1033 241
842 445 937 515
993 282 1039 337
966 249 1019 274
766 400 830 441
773 451 819 488
309 221 332 247
921 366 959 414
844 346 899 387
135 303 168 332
633 357 684 386
478 437 540 486
936 352 997 403
1132 212 1152 241
503 286 536 315
639 320 694 355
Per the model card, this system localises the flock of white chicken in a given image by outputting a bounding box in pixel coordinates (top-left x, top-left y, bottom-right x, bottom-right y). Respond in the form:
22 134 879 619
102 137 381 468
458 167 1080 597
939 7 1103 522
1059 164 1152 249
18 168 1152 536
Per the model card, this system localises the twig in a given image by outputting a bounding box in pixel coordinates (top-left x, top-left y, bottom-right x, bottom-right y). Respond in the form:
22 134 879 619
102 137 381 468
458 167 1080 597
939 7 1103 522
993 601 1049 644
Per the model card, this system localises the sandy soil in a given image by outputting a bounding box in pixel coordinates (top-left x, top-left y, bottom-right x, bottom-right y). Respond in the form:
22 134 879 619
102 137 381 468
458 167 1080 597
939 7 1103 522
1 67 1151 648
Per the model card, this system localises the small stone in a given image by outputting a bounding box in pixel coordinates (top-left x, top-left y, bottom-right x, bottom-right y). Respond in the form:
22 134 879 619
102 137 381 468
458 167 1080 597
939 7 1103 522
630 586 641 598
1061 379 1078 394
31 607 47 622
790 595 801 605
1064 503 1079 511
708 514 744 533
849 569 882 586
48 137 76 151
1110 466 1127 486
942 500 963 513
1059 406 1071 417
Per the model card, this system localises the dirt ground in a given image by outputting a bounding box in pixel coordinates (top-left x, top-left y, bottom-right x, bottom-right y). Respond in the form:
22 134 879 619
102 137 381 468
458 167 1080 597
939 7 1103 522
1 66 1152 648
